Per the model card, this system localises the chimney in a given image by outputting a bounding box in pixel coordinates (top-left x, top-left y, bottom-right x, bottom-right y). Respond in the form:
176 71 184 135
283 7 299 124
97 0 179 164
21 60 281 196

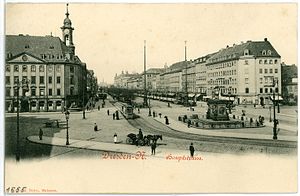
226 45 229 48
264 38 268 41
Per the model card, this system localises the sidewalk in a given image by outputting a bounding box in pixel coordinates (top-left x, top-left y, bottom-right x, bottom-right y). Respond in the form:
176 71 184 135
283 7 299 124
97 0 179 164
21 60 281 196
27 135 203 160
140 110 297 142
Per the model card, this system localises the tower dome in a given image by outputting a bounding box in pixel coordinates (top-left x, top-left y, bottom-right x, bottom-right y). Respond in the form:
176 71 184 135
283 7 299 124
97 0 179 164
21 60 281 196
63 3 72 27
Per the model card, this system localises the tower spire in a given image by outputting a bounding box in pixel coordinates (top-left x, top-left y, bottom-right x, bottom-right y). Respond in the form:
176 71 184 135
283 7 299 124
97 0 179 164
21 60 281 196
66 3 69 18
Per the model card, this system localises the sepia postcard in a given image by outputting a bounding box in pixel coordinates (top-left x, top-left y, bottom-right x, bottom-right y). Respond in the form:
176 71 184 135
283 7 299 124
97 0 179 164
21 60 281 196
2 2 298 194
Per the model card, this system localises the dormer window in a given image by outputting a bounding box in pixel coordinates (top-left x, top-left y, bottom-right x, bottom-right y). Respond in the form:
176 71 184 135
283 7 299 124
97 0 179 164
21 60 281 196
49 46 54 49
7 53 12 59
25 45 30 49
267 50 272 55
262 50 267 55
244 49 249 56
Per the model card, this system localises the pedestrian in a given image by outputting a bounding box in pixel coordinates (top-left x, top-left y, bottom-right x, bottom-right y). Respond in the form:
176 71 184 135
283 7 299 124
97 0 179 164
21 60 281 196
113 113 115 120
56 120 59 128
116 111 119 120
151 141 157 155
94 123 98 131
187 119 191 128
138 128 143 140
152 111 155 117
138 108 140 114
114 133 118 144
39 128 43 140
189 143 195 157
159 113 162 118
107 109 110 116
98 106 100 111
164 116 169 125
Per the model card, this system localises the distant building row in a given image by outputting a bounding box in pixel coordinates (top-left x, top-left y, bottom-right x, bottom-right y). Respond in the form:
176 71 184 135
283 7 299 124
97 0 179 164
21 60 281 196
114 38 290 105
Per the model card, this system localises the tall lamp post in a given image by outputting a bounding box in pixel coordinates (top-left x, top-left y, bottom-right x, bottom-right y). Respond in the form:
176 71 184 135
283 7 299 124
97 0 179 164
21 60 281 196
65 110 70 145
184 40 188 107
143 40 148 107
272 78 278 140
14 78 30 162
277 80 280 113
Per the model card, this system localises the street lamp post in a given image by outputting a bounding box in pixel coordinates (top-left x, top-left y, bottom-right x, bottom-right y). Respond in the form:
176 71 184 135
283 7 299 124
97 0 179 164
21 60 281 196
184 40 188 107
272 78 278 140
269 105 272 122
148 91 151 116
143 40 148 107
277 80 280 113
65 110 70 145
14 78 30 162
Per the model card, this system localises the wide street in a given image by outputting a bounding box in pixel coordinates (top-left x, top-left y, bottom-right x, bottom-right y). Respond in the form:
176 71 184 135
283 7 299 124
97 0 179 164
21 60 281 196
5 95 297 162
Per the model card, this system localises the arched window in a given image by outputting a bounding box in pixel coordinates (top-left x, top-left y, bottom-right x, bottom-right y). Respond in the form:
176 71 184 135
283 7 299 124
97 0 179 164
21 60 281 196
262 50 266 55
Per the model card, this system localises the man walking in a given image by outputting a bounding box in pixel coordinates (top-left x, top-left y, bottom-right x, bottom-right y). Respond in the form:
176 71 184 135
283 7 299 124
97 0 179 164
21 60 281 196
151 141 157 155
39 128 43 140
107 109 110 116
189 143 195 157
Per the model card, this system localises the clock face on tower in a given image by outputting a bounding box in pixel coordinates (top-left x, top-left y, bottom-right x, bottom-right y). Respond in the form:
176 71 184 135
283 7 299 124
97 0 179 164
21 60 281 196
64 29 70 34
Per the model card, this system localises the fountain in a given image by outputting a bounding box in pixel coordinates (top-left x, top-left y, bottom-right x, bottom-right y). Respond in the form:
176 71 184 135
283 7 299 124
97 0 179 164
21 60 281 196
178 97 263 129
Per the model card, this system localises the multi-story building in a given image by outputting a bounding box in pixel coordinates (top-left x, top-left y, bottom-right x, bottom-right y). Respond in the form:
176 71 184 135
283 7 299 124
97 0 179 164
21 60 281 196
206 38 281 105
142 68 164 92
5 5 88 112
195 54 215 100
281 63 298 103
127 75 143 90
182 60 196 98
114 71 140 89
113 38 282 106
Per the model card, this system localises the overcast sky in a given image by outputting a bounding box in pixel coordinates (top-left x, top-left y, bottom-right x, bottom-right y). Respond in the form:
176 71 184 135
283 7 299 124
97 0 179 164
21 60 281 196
6 3 297 84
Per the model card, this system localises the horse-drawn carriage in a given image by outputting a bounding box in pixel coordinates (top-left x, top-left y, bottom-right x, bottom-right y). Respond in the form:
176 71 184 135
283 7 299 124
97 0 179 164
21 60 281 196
126 133 162 146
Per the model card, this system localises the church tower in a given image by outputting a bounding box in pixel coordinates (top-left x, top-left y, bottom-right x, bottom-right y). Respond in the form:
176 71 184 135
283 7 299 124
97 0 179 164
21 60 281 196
61 4 75 56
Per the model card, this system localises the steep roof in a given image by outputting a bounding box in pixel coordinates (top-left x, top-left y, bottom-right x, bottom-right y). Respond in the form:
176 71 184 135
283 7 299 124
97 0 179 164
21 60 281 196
146 68 165 74
6 34 72 63
208 39 281 64
169 61 186 71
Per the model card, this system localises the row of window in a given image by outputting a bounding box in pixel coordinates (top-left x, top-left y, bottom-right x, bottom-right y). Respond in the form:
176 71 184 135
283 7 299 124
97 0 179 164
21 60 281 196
6 65 75 73
208 78 237 85
6 75 75 85
6 88 61 96
6 87 75 97
258 59 278 64
244 87 279 94
259 77 278 84
208 70 237 77
211 88 237 94
6 76 62 85
259 68 278 74
208 60 237 70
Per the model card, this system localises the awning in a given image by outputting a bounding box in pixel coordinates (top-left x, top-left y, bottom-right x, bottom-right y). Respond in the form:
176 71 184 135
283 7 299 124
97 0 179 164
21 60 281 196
188 93 195 98
270 96 283 101
195 93 202 97
168 93 175 96
219 96 231 101
203 95 212 99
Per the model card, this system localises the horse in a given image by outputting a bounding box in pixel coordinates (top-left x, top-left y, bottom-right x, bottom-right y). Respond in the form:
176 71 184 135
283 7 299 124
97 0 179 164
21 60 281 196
146 134 163 146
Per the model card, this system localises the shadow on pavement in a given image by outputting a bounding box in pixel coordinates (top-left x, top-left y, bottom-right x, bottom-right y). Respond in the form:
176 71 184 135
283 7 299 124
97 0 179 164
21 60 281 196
5 115 65 160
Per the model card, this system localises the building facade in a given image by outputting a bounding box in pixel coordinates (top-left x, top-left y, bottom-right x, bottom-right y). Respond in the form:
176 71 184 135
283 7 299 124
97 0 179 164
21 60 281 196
5 5 89 112
113 38 282 106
